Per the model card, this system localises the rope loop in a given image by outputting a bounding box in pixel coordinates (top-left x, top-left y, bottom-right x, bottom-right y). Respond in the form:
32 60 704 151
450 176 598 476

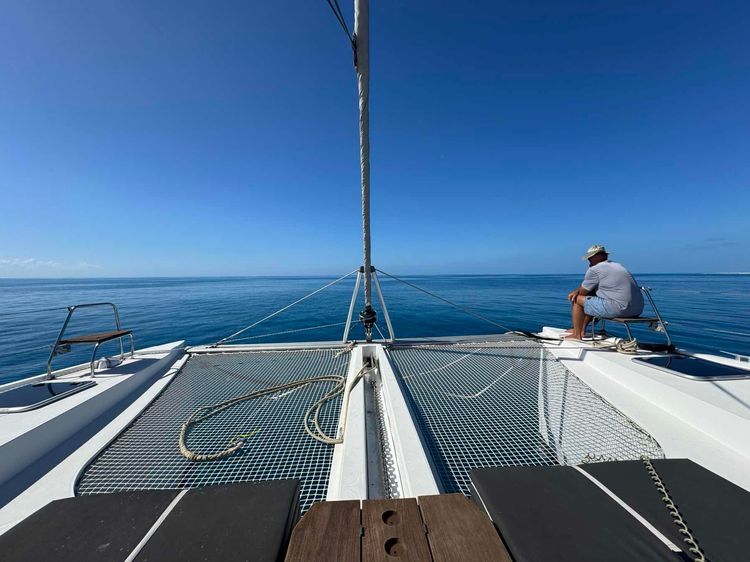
179 362 367 462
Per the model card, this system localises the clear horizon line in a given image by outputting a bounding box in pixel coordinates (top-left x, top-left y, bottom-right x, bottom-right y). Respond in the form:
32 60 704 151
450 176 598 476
1 271 747 280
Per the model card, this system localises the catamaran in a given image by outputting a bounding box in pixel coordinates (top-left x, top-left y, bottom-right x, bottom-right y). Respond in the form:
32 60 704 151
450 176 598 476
1 1 749 560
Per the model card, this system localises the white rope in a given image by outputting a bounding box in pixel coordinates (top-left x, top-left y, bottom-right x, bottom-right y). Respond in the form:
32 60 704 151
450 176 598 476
124 489 188 562
178 364 368 461
616 338 639 354
213 270 357 346
590 336 639 354
571 466 682 553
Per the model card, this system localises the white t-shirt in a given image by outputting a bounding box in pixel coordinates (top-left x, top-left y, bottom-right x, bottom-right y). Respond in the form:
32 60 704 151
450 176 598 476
582 261 644 317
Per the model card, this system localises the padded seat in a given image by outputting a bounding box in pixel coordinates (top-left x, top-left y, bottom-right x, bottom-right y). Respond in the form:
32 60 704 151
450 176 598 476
606 316 658 324
470 460 750 562
60 329 133 345
0 480 301 562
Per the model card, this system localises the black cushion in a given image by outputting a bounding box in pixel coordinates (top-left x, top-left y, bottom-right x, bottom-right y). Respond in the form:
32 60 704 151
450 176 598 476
135 480 300 562
0 490 180 562
470 464 680 561
582 459 750 562
0 480 301 562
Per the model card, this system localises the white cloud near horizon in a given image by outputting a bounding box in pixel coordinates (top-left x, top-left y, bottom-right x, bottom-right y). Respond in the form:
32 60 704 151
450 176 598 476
0 257 101 271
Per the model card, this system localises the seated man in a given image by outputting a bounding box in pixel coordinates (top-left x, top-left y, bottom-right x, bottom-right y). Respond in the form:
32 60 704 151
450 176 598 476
565 245 644 340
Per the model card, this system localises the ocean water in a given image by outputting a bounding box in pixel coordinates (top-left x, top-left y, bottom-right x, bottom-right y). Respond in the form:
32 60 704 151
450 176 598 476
0 274 748 385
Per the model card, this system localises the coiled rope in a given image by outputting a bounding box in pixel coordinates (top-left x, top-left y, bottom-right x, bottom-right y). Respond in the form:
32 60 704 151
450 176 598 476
641 456 707 561
615 338 639 354
179 364 368 462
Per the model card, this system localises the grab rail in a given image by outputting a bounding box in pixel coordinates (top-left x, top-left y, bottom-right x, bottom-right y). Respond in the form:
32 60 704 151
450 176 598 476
640 286 674 350
46 303 134 378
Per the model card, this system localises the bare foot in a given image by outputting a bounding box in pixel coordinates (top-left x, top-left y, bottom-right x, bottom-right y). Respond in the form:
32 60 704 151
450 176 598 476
563 334 582 341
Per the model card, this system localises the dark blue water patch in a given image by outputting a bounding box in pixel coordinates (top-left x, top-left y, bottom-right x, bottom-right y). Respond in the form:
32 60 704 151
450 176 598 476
0 274 748 384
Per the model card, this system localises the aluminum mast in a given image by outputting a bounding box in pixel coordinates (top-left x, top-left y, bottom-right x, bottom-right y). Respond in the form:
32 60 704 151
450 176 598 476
354 0 376 341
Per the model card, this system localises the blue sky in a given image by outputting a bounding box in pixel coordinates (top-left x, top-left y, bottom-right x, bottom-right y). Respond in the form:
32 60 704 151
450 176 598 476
1 1 748 276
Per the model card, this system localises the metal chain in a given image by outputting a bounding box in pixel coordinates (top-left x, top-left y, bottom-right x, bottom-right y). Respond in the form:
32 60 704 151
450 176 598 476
371 379 400 499
640 456 707 561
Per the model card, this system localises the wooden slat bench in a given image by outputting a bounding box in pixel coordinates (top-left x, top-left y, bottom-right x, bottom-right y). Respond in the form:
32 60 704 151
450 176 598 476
56 328 135 377
59 329 133 345
47 303 135 378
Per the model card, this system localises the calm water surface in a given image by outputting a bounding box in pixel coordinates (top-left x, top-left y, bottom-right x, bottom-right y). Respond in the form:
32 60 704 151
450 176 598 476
1 274 748 384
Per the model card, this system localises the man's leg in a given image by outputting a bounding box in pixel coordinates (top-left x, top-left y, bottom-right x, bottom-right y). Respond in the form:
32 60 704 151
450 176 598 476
565 296 587 339
581 312 594 336
577 295 595 337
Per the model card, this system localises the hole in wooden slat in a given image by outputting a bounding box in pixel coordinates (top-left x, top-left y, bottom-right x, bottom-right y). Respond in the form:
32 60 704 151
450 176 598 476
381 510 400 526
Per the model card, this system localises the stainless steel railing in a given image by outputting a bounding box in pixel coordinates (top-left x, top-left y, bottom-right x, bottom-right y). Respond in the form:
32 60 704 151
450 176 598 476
46 303 134 378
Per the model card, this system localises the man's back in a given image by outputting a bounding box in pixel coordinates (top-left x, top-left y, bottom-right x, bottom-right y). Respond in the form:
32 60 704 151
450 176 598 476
582 261 644 317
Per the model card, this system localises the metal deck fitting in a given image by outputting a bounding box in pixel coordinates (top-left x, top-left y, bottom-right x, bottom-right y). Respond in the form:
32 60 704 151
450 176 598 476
388 336 664 496
77 348 350 512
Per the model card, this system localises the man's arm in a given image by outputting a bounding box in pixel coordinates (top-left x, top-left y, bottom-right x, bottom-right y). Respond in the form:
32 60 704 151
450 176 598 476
569 268 598 303
568 286 590 303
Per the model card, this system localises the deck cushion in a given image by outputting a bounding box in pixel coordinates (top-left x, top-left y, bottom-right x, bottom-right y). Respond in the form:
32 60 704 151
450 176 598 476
0 489 180 562
582 459 749 562
470 464 679 561
0 480 300 562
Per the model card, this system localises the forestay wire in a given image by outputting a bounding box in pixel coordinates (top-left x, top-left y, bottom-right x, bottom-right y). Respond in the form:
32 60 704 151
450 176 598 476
228 320 360 343
213 269 358 346
376 268 517 334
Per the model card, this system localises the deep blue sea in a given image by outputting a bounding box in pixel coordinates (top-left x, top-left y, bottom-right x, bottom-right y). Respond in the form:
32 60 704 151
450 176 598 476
1 274 748 385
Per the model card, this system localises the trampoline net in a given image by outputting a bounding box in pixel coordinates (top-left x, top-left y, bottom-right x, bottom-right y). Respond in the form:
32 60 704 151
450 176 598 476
388 336 664 496
77 348 349 512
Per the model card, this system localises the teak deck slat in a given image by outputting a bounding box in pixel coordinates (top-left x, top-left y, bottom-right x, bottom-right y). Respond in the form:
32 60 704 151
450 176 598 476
419 493 512 562
285 495 510 561
362 498 432 562
285 500 360 561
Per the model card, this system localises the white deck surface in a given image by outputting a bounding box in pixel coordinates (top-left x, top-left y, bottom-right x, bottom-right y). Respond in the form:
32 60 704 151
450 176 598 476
0 343 185 534
0 343 184 447
541 327 750 490
2 333 750 537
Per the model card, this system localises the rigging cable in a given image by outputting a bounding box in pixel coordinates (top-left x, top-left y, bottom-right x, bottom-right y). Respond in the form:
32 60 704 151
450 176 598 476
212 269 357 346
227 320 358 343
376 268 517 333
325 0 355 50
375 269 645 351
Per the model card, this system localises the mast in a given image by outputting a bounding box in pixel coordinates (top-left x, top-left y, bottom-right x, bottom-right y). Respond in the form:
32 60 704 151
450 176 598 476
354 0 376 341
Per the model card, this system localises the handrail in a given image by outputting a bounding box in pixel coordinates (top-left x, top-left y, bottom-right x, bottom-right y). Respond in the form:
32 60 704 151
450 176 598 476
640 287 674 350
590 287 675 352
46 302 132 378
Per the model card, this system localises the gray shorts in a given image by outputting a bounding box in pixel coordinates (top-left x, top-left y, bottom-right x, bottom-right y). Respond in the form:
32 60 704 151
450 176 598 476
583 296 620 318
